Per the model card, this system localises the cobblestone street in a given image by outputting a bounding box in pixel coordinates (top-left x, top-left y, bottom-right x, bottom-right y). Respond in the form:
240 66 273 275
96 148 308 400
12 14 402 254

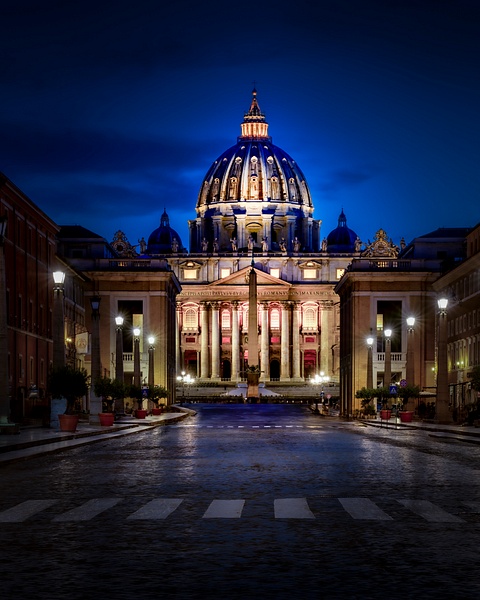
1 404 480 599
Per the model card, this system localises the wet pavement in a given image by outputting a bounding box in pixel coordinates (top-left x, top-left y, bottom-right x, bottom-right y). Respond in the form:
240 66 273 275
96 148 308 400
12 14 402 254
1 405 480 599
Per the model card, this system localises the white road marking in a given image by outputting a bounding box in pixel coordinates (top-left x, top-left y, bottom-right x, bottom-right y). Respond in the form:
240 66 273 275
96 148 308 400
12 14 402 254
339 498 393 521
397 499 464 522
274 498 315 519
127 498 184 520
203 499 245 519
52 498 122 522
0 499 59 522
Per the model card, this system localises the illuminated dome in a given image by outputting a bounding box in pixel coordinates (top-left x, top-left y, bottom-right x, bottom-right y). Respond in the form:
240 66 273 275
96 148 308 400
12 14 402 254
326 209 358 253
189 89 320 253
146 210 184 255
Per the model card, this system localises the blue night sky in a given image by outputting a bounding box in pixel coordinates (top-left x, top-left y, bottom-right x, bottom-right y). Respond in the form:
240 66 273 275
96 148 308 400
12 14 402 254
1 0 479 251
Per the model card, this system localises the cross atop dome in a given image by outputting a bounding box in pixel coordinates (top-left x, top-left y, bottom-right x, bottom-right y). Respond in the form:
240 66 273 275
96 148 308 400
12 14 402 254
239 88 270 141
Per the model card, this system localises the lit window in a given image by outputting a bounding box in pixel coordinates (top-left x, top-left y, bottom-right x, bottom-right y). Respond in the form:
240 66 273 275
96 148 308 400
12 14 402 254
303 308 316 328
271 309 280 329
184 270 197 280
220 268 231 279
221 310 231 330
336 268 345 280
184 309 197 328
303 269 316 279
270 268 280 278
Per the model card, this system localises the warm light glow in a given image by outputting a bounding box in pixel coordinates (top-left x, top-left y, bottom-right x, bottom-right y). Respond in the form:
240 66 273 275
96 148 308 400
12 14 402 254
148 336 155 345
367 336 374 346
52 271 65 285
437 297 448 310
133 327 141 337
115 315 124 326
384 328 392 338
406 316 415 328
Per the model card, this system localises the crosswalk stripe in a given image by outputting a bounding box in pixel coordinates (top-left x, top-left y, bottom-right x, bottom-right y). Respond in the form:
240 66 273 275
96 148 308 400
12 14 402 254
274 498 315 519
339 498 393 521
397 499 464 522
203 499 245 518
0 499 59 522
127 498 184 520
52 498 122 522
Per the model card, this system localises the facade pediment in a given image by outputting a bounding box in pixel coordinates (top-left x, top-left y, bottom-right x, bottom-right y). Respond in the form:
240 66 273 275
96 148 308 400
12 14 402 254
209 266 291 289
298 260 323 270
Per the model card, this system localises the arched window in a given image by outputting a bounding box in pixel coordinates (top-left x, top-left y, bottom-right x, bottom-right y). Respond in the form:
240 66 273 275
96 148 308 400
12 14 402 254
184 308 197 329
303 307 316 329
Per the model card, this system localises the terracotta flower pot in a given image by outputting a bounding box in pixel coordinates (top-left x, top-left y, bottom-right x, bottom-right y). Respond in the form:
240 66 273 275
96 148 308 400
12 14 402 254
380 409 392 421
99 412 115 426
399 411 414 423
136 409 148 419
58 414 79 432
151 408 162 415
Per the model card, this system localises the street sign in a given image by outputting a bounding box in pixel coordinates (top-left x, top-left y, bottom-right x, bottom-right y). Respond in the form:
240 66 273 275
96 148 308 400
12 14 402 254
389 385 397 395
400 379 407 387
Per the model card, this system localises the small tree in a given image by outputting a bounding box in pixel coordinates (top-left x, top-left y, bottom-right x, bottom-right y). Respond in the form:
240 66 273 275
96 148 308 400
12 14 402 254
128 384 145 410
48 366 89 415
397 384 421 410
94 377 128 413
148 385 168 408
355 387 378 414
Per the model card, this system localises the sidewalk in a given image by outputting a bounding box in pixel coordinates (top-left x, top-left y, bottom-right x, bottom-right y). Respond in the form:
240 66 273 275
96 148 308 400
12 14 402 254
0 406 196 465
358 414 480 443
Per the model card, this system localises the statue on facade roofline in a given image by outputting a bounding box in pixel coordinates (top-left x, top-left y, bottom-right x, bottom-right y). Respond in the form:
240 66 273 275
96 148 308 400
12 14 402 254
360 228 399 258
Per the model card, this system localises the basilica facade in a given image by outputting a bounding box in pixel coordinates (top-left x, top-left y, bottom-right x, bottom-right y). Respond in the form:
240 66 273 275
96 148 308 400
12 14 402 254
118 90 361 387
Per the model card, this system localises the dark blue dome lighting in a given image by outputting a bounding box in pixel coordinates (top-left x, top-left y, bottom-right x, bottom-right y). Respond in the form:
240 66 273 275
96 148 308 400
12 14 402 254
326 209 358 253
146 210 183 255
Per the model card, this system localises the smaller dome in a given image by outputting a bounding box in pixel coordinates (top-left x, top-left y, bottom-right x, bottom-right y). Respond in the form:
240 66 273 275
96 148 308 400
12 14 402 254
326 210 358 253
146 210 184 255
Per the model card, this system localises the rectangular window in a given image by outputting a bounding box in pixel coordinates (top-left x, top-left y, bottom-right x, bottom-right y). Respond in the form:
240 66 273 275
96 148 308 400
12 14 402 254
303 269 316 279
270 268 280 278
220 268 231 279
183 270 198 280
336 268 345 280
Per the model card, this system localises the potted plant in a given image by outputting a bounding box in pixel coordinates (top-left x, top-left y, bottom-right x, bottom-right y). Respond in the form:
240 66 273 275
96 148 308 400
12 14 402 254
148 385 168 415
128 384 147 418
94 377 127 426
376 386 392 420
397 384 420 422
48 366 89 432
355 387 378 418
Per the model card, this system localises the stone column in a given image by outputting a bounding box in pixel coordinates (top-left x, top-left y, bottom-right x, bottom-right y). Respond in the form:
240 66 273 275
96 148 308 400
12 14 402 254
260 302 270 380
211 302 220 380
200 302 209 379
231 302 240 382
176 302 182 374
280 302 291 380
320 304 330 374
292 302 301 380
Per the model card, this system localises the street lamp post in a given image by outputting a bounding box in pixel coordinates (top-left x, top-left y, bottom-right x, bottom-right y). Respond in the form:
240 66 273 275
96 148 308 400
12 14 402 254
366 335 374 389
384 328 392 389
148 336 155 387
115 315 124 414
406 316 415 386
436 297 451 423
89 295 102 423
311 372 330 415
52 271 66 369
133 328 141 389
177 371 194 405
